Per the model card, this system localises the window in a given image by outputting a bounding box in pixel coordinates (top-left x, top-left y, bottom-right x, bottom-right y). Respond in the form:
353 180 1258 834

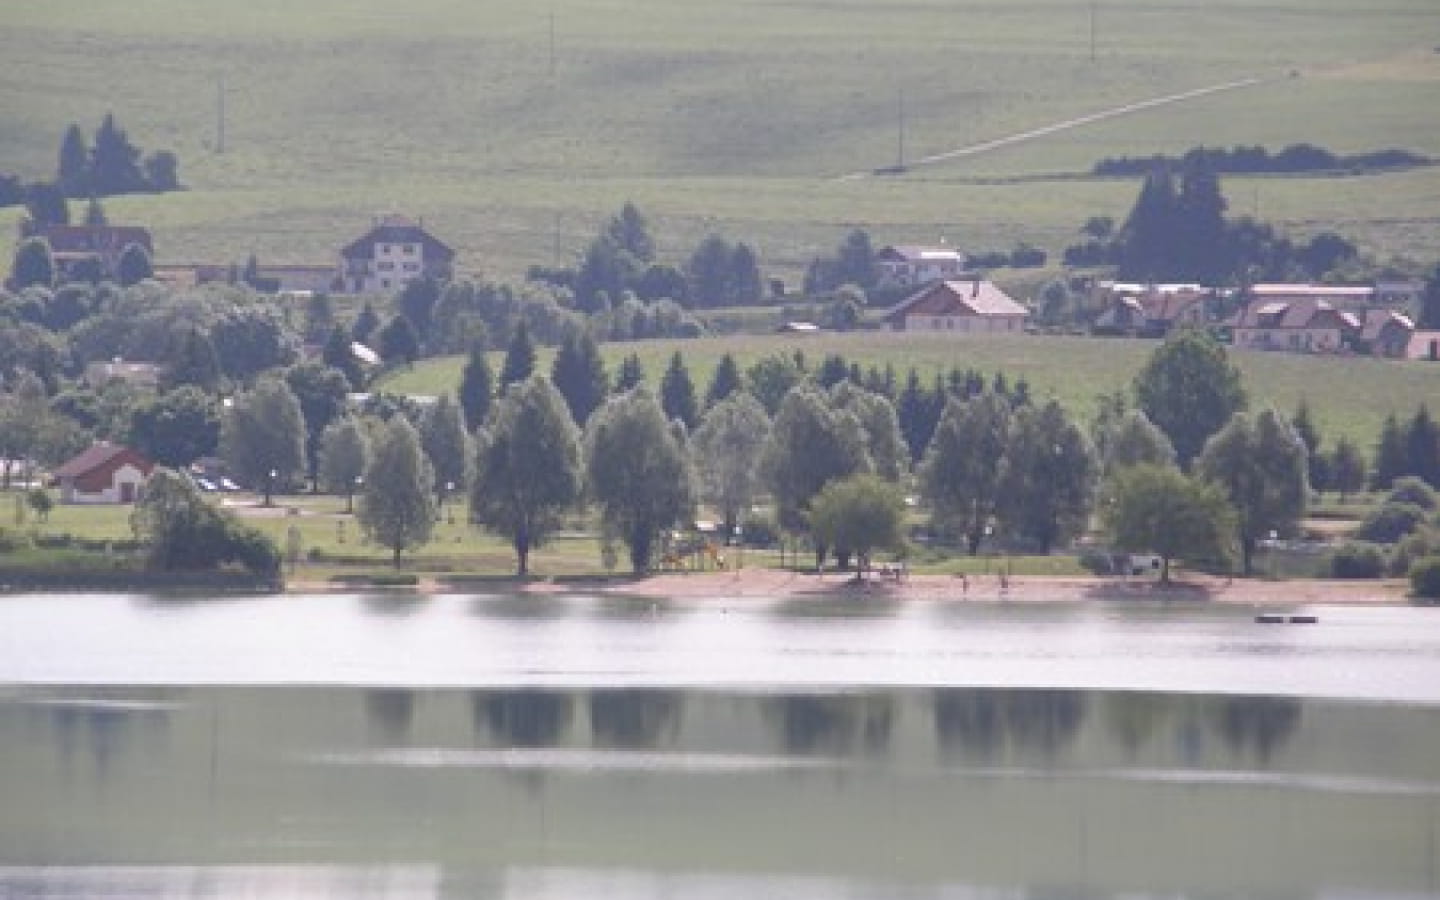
403 245 416 255
381 279 391 289
402 263 418 272
378 262 395 271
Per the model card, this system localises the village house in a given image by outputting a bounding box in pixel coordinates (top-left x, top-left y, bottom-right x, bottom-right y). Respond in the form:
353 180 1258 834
882 279 1027 333
37 223 153 281
875 245 968 290
1405 331 1440 362
50 443 155 504
1092 283 1213 337
83 359 164 390
1229 297 1358 353
339 215 454 294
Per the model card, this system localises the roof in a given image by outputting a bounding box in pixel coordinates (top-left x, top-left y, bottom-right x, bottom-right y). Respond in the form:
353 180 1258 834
1361 308 1415 342
340 215 454 262
38 224 153 255
1139 288 1207 323
1231 298 1356 331
1251 283 1375 299
884 280 1027 322
52 443 153 481
878 245 965 263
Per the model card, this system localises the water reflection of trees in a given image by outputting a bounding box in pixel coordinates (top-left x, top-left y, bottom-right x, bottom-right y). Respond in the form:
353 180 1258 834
364 689 416 743
472 690 574 747
1209 695 1302 764
1103 691 1172 757
589 689 682 749
35 689 176 782
763 693 894 756
934 688 1086 761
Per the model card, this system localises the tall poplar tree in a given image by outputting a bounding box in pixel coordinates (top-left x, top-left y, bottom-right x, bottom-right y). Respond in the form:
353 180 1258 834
458 340 495 432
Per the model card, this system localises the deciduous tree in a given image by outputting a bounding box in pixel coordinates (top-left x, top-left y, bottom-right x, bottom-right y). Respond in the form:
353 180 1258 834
126 386 220 468
585 389 695 573
808 474 906 572
762 382 871 546
11 237 55 290
1135 327 1246 469
420 394 472 507
220 376 306 506
285 362 352 490
919 392 1012 554
471 376 582 575
1102 464 1235 583
692 392 771 540
996 400 1098 553
1197 409 1308 574
358 416 436 567
319 415 370 512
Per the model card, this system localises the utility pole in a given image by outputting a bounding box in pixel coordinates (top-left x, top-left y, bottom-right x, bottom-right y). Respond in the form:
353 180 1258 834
216 73 225 154
897 87 906 170
1089 2 1098 63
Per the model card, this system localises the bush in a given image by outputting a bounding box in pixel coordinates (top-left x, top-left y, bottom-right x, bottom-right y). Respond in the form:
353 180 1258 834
367 572 419 587
1409 556 1440 601
1354 502 1429 544
0 527 31 553
1077 547 1116 576
1389 526 1440 577
1385 476 1438 511
1329 542 1386 579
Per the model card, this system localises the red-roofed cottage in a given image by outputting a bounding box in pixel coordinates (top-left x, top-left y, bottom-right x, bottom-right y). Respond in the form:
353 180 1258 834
881 279 1028 334
51 443 155 504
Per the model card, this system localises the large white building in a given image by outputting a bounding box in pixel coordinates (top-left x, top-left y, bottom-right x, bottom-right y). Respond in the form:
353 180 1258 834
338 215 455 294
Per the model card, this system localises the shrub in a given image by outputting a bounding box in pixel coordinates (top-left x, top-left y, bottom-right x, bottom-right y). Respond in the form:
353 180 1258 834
1390 526 1440 577
1329 542 1386 579
1409 556 1440 601
1354 502 1428 544
1385 476 1438 511
1078 547 1115 576
0 527 31 553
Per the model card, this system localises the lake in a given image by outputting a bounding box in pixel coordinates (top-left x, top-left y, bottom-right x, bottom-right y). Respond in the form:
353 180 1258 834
1 592 1438 898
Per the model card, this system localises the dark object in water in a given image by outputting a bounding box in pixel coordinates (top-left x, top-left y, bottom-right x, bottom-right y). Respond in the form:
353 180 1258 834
1255 613 1286 624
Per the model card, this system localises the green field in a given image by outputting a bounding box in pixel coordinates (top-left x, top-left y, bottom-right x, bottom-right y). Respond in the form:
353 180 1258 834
3 0 1438 281
382 331 1440 450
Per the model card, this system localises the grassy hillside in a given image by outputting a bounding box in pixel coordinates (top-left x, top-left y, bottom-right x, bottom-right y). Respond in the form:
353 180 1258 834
380 331 1440 450
3 0 1438 280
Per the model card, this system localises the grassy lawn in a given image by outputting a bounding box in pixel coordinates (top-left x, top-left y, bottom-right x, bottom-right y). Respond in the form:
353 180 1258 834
380 330 1440 450
2 0 1437 279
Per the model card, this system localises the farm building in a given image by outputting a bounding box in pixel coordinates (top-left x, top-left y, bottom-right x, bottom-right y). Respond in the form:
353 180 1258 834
51 443 155 505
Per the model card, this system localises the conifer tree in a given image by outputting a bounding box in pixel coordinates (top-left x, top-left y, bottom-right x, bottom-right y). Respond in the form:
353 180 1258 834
500 320 537 388
660 352 698 429
458 340 496 432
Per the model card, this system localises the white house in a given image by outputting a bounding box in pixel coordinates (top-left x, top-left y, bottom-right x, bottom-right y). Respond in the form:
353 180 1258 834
338 215 455 294
875 245 967 290
881 279 1028 334
50 443 155 504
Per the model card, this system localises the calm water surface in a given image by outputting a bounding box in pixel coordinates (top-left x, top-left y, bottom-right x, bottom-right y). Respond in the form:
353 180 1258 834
1 591 1438 899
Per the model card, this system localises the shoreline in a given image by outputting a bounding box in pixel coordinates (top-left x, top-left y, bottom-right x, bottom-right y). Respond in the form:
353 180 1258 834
284 568 1416 605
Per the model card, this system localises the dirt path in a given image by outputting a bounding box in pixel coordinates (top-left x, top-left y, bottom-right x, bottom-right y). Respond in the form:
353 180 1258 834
836 75 1273 181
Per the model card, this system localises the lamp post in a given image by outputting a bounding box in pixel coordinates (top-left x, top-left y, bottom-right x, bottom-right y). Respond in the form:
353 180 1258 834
265 468 278 507
445 481 456 525
351 475 363 515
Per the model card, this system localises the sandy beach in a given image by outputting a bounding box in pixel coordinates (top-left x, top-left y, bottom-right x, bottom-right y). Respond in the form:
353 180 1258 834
295 568 1415 605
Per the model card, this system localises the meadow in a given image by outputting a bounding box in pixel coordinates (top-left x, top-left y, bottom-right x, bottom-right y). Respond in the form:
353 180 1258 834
2 0 1438 282
382 330 1440 451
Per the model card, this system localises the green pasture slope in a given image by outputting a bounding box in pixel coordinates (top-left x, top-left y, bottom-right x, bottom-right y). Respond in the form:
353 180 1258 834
3 0 1438 280
382 331 1440 450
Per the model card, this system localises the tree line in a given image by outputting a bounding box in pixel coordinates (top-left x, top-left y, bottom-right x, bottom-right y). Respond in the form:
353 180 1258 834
2 114 181 228
1093 143 1431 178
